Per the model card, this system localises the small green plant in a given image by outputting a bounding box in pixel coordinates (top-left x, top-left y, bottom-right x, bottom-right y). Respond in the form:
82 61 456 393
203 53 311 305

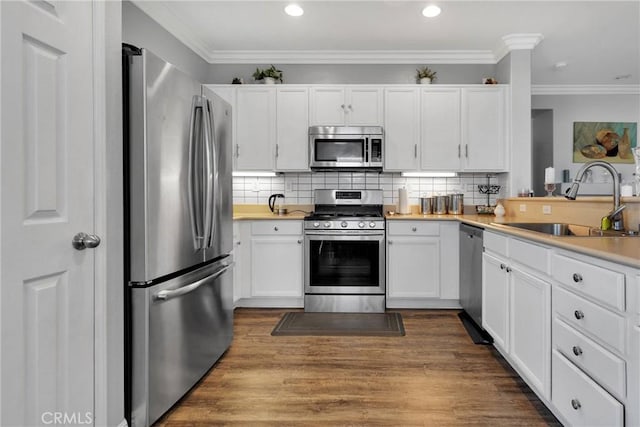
252 65 283 83
416 66 437 82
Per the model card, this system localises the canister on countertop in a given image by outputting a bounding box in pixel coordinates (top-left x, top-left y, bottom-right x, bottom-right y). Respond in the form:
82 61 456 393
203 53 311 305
433 195 449 214
419 197 434 214
448 193 464 214
397 187 410 214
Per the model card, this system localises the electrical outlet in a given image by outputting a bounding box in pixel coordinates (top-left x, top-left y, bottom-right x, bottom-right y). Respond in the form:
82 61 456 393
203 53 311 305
285 180 293 192
251 178 260 192
519 204 527 212
542 205 552 215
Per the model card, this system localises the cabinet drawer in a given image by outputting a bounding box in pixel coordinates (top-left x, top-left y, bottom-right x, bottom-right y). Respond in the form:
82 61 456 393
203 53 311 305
554 318 626 399
552 350 623 427
387 221 439 236
554 286 625 353
484 231 507 257
251 221 302 235
510 238 550 275
552 253 625 311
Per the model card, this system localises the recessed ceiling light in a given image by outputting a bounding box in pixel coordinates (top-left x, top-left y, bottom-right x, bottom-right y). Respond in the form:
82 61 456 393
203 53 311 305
422 5 441 18
285 4 304 17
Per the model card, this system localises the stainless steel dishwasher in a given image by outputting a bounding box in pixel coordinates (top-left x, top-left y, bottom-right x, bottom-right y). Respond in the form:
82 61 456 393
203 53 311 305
459 223 488 341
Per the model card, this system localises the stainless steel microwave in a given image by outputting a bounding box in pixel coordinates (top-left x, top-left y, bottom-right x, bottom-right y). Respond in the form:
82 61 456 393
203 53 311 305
309 126 383 170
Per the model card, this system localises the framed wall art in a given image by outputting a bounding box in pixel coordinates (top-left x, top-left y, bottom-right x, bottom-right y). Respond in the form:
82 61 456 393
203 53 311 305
573 121 637 163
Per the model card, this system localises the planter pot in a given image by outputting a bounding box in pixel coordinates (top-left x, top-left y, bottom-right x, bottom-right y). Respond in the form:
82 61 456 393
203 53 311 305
263 77 276 85
419 77 432 84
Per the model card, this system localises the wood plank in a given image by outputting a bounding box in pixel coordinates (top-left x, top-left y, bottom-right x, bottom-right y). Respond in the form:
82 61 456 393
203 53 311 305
156 309 559 426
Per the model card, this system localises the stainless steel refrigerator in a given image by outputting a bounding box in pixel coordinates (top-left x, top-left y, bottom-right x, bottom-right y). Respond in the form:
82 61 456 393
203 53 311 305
123 45 234 427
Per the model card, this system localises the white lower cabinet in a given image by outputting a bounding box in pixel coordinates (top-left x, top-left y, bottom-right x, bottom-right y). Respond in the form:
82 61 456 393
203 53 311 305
482 251 510 351
386 221 459 308
552 350 624 427
233 220 304 308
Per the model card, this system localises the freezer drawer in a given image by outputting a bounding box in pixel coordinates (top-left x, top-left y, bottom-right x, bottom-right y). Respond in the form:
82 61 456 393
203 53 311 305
130 259 234 427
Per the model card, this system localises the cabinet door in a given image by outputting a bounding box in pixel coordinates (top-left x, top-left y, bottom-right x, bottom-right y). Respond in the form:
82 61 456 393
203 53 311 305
510 268 551 399
462 87 506 171
439 222 460 299
310 87 346 125
421 88 461 171
383 88 420 171
276 87 309 171
250 236 303 297
347 87 382 126
236 87 276 170
482 252 509 350
387 237 440 298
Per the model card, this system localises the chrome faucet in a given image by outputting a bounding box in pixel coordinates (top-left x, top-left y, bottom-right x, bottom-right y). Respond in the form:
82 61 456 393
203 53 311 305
565 160 626 231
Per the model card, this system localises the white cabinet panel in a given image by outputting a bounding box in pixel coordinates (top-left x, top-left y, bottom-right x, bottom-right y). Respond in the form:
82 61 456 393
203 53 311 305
250 237 303 298
461 87 507 171
276 87 309 171
348 87 383 126
236 87 276 170
421 88 461 171
552 350 623 427
482 252 509 351
387 237 440 298
510 268 551 399
310 87 345 126
384 88 420 171
310 86 382 126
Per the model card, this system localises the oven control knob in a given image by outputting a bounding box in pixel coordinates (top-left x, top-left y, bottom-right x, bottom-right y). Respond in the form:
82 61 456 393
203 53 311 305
313 222 320 228
324 222 331 228
341 221 348 228
369 222 376 228
358 222 365 228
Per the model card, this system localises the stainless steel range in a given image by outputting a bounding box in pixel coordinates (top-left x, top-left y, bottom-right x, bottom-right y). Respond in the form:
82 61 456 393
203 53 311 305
304 189 385 312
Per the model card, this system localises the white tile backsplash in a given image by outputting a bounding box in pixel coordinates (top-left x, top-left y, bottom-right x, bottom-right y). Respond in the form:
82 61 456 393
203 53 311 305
233 172 508 206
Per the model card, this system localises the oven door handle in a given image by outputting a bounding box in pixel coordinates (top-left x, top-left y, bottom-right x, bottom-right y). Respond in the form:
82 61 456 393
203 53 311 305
304 231 385 237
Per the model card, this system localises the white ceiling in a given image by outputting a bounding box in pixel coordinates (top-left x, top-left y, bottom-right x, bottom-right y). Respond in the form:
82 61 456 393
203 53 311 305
133 0 640 85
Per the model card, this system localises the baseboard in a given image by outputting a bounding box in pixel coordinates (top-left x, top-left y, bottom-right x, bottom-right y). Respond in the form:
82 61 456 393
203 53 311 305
235 297 304 308
385 298 461 309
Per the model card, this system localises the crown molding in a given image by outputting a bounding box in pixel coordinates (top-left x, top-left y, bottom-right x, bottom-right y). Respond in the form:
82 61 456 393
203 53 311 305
206 50 498 64
494 33 545 62
532 84 640 95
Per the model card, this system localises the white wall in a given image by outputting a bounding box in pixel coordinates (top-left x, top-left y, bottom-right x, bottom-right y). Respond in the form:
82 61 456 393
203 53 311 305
532 93 640 182
206 63 497 85
122 1 209 83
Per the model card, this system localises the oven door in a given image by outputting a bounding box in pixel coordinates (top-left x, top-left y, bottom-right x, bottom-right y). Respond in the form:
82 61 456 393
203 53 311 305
310 135 367 169
304 231 385 295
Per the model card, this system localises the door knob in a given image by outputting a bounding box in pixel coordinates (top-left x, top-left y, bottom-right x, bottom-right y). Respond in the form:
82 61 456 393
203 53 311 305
72 232 101 250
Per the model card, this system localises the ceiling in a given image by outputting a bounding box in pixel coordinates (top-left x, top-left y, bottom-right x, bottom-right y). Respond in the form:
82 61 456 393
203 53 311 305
133 1 640 85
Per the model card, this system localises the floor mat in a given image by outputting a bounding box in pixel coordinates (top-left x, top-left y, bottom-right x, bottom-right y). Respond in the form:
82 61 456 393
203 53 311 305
271 312 405 337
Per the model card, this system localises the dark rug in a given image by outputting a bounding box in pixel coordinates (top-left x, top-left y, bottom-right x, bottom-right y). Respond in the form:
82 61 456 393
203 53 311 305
271 312 405 337
458 311 493 345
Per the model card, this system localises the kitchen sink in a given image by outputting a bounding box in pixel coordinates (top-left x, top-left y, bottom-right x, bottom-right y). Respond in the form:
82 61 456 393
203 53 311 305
494 222 639 237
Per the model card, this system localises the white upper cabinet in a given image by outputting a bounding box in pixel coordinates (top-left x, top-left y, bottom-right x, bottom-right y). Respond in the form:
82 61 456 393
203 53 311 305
421 87 462 171
276 87 309 171
310 86 382 126
461 86 507 171
235 87 277 170
383 87 420 171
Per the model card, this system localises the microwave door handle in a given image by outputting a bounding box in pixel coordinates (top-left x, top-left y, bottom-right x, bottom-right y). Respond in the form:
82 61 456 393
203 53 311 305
365 137 369 164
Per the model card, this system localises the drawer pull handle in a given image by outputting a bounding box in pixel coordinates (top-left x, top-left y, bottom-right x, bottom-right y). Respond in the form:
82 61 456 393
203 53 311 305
574 310 585 320
411 227 417 232
572 346 583 356
571 399 581 410
274 226 279 231
572 273 583 283
500 264 506 270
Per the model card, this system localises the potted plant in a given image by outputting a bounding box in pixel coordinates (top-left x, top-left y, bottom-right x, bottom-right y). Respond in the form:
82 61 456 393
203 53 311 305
416 66 437 84
252 65 283 84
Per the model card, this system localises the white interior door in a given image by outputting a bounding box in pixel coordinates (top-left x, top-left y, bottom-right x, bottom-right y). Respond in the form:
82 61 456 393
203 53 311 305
1 1 96 425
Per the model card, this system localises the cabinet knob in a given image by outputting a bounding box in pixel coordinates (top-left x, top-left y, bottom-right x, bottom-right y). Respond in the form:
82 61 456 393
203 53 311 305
297 239 302 244
571 399 581 410
574 310 585 320
505 266 512 273
572 346 583 356
388 240 393 245
411 227 417 232
500 263 506 270
572 273 583 283
341 104 346 110
274 226 279 231
348 104 353 110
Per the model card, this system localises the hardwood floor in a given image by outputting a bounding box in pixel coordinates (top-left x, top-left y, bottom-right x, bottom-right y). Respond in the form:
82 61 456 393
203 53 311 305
156 309 560 426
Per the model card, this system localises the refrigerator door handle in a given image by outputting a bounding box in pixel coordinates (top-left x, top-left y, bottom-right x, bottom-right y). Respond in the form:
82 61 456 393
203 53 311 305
188 95 204 249
153 262 235 301
202 96 217 248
